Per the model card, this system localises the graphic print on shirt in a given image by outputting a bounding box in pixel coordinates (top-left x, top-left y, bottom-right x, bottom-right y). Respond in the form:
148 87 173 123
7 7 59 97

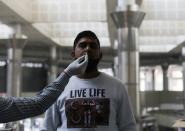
65 88 110 128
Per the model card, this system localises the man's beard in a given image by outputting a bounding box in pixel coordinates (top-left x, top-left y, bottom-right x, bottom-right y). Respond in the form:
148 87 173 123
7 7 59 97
85 58 100 73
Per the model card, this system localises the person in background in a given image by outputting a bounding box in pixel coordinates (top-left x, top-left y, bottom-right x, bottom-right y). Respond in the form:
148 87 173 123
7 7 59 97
42 30 136 131
0 54 88 123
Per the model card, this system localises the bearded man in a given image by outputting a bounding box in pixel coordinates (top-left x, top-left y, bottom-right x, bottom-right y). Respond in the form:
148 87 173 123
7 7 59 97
41 30 136 131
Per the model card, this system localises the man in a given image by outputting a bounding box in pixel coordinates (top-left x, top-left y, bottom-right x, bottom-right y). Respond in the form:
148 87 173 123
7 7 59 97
42 30 136 131
0 54 88 123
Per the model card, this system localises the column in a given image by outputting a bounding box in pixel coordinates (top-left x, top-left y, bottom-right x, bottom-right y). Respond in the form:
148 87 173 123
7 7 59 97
48 45 58 83
182 47 185 112
113 56 119 78
5 24 27 97
4 24 27 131
111 3 145 120
161 63 169 91
151 68 155 91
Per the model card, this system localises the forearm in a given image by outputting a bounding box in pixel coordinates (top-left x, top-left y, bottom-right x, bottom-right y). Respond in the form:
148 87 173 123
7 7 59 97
38 72 70 111
0 72 70 123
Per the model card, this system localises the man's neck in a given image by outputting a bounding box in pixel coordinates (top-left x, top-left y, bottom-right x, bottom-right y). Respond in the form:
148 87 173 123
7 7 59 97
78 70 100 79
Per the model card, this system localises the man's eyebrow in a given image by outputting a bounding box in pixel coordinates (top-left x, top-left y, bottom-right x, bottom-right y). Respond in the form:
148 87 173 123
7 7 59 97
78 42 86 44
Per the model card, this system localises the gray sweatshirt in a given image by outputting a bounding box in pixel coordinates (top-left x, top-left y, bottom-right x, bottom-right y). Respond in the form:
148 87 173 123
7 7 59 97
42 73 136 131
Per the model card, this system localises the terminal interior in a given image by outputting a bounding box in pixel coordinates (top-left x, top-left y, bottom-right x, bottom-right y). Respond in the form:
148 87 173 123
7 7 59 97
0 0 185 131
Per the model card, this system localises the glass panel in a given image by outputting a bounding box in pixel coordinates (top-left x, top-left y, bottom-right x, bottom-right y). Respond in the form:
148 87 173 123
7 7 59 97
32 0 107 22
154 66 163 91
140 67 153 91
168 65 183 91
0 24 13 39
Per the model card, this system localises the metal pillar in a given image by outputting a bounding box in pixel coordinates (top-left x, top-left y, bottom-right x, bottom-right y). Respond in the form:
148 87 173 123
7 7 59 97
161 63 169 91
182 47 185 113
6 34 27 97
151 68 155 91
3 24 27 131
113 56 119 78
111 5 145 120
48 45 58 83
145 68 152 91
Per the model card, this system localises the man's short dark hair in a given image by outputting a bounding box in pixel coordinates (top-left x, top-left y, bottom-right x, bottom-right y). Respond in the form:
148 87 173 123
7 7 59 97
73 30 100 50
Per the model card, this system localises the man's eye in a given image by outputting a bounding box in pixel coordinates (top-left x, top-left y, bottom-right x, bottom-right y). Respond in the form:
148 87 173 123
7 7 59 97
79 44 86 48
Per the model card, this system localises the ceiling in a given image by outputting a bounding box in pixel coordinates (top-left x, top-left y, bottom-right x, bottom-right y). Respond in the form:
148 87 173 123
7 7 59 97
0 0 110 46
0 0 185 67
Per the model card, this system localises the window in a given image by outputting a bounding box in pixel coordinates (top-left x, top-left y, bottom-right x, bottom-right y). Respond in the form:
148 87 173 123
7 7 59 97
168 65 183 91
140 67 153 91
140 68 146 91
154 66 163 91
140 66 163 91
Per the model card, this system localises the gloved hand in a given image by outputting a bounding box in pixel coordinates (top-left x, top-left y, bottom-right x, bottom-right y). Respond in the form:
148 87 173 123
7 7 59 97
64 54 88 77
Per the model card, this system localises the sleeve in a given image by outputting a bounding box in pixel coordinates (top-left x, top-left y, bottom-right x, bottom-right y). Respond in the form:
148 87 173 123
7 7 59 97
41 102 61 131
116 85 137 131
0 72 70 123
